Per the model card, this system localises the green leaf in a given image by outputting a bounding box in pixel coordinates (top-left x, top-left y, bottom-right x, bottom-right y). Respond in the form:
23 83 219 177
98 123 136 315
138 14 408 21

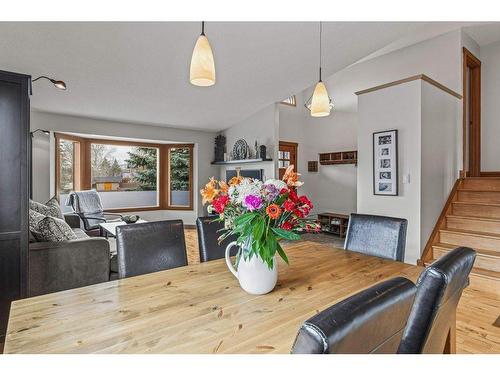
234 212 256 227
252 218 265 240
276 243 289 264
272 227 301 241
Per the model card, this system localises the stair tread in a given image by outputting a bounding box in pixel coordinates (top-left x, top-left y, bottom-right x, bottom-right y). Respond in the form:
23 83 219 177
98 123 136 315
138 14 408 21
425 260 500 279
458 188 500 192
433 242 500 257
453 201 500 207
446 214 500 223
470 267 500 279
439 228 500 239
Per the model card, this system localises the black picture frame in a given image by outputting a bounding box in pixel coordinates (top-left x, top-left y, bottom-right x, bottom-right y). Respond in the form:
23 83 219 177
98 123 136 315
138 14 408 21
373 129 398 196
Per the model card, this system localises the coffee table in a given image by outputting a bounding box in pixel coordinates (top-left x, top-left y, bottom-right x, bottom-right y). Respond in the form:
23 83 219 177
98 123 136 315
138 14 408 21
99 219 148 239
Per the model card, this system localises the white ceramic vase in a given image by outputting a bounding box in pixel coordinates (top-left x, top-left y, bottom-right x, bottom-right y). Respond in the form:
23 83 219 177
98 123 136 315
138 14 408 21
225 241 278 295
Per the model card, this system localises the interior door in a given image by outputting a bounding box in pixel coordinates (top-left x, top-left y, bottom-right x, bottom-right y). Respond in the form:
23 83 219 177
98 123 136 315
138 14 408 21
463 47 481 177
279 141 298 179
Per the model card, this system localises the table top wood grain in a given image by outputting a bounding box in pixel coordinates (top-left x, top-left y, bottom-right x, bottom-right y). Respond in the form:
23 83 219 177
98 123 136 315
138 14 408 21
5 242 421 354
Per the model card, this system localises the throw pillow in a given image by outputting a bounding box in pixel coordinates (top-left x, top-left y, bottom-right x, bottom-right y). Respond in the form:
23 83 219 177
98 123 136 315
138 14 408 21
29 209 45 241
33 216 77 242
29 197 64 220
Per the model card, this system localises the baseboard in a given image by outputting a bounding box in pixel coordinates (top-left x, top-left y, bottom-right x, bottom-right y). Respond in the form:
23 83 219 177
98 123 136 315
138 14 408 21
184 224 196 229
480 171 500 177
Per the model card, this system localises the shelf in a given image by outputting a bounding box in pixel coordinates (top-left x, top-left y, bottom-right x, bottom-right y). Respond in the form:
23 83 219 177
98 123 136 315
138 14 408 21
319 150 357 166
211 158 273 165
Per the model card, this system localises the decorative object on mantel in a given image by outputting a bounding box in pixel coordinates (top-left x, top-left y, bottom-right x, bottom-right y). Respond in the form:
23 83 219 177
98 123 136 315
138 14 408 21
308 161 319 172
232 139 250 160
373 129 398 196
259 145 267 160
254 141 259 159
304 22 334 117
200 165 319 294
214 135 226 162
319 150 357 165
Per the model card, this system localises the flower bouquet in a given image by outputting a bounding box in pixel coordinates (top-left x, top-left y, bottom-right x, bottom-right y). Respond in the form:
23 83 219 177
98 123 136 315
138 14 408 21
200 165 319 294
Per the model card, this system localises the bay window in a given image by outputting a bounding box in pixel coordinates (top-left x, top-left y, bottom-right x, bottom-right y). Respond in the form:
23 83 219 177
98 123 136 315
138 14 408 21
55 134 193 211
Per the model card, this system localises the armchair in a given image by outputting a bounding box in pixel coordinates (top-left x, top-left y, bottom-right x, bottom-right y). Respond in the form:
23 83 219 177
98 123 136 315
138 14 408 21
66 190 122 234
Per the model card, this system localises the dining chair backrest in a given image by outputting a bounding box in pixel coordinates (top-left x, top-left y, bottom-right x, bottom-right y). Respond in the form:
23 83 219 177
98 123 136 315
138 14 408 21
196 216 238 262
291 277 417 354
116 220 188 279
344 213 407 261
398 247 476 354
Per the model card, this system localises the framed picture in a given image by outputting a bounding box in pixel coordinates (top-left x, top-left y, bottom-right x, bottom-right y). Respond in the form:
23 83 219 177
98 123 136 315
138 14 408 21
373 129 398 196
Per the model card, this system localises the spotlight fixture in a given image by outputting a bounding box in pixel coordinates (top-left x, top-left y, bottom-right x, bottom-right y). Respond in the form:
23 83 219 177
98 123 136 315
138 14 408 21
32 76 67 90
190 21 216 86
304 22 333 117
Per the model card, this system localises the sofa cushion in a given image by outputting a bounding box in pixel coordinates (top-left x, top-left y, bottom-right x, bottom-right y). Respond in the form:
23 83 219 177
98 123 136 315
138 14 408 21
30 197 64 220
33 216 78 242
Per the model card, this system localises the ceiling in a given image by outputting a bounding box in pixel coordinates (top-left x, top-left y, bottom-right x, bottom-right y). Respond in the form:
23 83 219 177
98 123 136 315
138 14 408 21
0 22 485 131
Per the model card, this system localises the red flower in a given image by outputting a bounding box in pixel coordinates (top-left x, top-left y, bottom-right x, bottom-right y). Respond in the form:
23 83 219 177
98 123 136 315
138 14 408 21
293 209 304 218
281 221 293 231
213 195 229 213
283 200 295 212
289 190 299 203
299 195 312 207
280 188 288 195
302 206 311 217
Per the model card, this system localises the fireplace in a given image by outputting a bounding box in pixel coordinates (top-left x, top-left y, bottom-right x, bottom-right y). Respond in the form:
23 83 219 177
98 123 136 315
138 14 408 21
226 169 264 182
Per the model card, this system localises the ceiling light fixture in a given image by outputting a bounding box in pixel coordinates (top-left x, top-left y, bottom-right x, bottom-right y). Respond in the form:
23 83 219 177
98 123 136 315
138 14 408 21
305 22 333 117
32 76 67 90
190 21 216 87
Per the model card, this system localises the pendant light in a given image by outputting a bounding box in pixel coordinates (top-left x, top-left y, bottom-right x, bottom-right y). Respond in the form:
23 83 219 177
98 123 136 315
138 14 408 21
305 22 333 117
190 21 216 87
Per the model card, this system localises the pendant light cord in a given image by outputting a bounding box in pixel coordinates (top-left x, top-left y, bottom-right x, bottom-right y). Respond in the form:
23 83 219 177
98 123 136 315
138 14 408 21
201 21 205 36
319 21 322 82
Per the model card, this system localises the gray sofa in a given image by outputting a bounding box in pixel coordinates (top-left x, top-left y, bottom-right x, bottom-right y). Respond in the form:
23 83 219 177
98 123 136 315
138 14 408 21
29 213 112 297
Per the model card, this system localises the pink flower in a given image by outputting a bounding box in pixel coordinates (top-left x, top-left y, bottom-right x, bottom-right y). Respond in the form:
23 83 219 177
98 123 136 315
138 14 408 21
243 195 263 211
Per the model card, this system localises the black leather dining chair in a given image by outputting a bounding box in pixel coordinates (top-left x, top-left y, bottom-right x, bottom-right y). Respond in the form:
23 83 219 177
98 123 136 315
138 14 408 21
196 216 238 262
344 213 408 261
291 277 417 354
398 247 476 354
116 220 188 279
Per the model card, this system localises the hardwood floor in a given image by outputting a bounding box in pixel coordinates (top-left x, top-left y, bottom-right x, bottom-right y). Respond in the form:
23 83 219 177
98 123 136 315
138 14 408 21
185 228 500 354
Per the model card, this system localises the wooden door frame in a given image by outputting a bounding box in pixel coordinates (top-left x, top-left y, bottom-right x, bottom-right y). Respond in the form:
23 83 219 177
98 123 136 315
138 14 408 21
462 47 481 178
279 140 298 169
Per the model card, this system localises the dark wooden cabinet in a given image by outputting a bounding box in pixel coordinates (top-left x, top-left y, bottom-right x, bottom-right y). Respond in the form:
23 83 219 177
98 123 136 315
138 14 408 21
0 70 30 342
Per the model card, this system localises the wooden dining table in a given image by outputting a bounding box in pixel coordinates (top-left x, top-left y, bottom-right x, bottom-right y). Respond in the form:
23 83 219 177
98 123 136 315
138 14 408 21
4 241 423 354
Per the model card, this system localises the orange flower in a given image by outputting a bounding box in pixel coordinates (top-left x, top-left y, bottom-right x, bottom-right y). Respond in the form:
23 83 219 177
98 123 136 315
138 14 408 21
266 204 282 220
229 175 243 186
218 180 229 194
282 165 303 187
200 177 219 204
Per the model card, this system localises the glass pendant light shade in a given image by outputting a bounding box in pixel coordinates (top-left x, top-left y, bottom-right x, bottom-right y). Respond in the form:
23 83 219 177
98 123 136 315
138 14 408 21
310 81 331 117
190 28 216 87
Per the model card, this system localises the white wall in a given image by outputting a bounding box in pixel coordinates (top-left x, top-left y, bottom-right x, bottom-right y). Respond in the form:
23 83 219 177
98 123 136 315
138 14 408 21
357 78 460 264
30 110 218 225
221 103 279 181
357 80 422 264
480 40 500 171
279 93 358 215
420 81 460 253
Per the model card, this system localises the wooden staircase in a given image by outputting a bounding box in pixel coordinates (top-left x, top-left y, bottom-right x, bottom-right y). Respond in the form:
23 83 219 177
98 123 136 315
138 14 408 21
420 178 500 292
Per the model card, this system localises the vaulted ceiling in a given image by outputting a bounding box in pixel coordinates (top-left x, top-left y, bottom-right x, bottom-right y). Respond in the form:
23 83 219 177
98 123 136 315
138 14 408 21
0 22 481 131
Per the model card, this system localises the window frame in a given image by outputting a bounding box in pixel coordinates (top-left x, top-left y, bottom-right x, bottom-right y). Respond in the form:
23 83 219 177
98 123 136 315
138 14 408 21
55 133 194 212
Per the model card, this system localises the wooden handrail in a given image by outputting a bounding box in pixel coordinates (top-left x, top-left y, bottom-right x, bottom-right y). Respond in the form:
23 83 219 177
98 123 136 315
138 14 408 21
418 178 463 266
